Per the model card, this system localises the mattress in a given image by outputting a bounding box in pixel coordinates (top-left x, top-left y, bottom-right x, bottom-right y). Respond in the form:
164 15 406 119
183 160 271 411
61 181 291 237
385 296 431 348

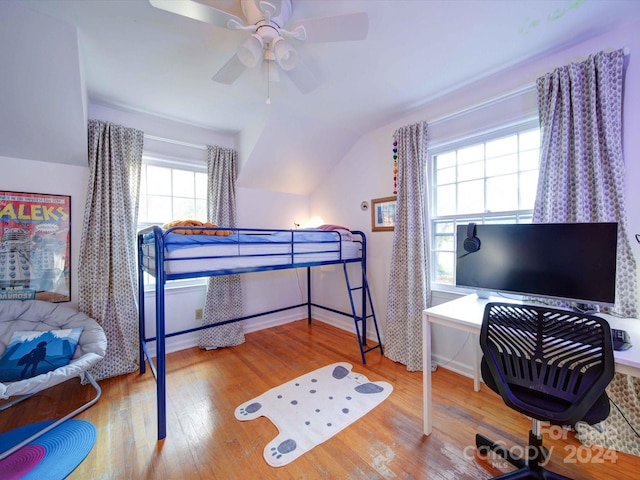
141 229 361 276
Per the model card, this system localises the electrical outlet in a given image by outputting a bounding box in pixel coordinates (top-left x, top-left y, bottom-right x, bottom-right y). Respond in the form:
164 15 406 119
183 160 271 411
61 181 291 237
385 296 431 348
195 308 203 320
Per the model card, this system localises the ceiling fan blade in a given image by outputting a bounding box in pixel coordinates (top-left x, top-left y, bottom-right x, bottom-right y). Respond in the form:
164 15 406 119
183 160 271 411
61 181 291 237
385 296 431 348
291 12 369 42
283 62 319 94
252 0 282 19
212 54 247 84
149 0 245 29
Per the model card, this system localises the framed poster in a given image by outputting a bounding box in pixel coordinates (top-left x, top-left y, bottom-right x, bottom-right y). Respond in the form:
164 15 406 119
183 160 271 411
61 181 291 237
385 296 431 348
0 191 71 302
371 196 397 232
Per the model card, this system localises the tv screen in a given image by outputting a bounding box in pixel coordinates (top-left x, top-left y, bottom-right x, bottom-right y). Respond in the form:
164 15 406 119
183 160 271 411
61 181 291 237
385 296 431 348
455 222 618 306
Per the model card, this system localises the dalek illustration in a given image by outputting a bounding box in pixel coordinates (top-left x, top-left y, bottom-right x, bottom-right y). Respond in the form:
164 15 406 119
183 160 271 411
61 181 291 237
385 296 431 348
30 223 66 292
0 227 31 288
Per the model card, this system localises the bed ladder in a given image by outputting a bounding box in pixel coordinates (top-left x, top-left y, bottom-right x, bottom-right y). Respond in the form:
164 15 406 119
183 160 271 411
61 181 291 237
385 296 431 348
343 263 383 363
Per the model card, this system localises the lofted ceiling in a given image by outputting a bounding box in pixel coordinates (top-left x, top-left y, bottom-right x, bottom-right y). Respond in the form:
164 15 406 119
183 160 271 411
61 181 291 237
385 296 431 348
3 0 640 195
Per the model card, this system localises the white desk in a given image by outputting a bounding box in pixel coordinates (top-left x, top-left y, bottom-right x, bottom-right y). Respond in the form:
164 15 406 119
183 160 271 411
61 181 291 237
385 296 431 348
422 294 640 436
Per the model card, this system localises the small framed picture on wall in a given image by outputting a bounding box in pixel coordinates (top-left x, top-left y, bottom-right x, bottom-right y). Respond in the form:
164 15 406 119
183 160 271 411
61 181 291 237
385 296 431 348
371 196 397 232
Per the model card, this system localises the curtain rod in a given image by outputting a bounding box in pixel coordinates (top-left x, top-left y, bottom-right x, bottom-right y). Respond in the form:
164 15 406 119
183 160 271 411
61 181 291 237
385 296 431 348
428 46 630 128
144 134 207 151
427 84 537 127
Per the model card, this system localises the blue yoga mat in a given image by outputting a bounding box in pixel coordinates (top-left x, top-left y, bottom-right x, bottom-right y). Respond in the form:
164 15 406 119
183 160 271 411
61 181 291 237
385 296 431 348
0 420 96 480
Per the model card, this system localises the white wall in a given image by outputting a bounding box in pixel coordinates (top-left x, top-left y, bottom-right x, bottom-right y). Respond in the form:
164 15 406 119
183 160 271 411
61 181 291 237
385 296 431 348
0 2 87 167
310 20 640 378
1 105 312 355
87 105 314 354
308 125 396 342
149 187 311 355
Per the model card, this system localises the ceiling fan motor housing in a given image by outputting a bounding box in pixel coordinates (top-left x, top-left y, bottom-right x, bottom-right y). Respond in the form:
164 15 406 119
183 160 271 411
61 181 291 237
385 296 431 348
238 0 296 69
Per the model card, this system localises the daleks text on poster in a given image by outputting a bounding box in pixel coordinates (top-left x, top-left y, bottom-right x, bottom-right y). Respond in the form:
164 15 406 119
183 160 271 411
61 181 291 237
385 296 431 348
0 191 71 303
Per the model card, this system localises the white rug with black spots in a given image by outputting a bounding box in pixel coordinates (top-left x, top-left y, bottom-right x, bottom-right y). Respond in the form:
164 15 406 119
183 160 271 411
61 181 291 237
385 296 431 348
235 362 393 467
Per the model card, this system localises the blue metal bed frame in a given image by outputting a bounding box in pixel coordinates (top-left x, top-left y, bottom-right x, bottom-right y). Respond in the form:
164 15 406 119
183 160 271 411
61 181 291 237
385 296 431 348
137 225 383 440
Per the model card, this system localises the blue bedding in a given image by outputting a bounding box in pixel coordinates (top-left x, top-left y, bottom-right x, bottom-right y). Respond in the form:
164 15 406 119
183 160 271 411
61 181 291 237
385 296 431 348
156 229 341 252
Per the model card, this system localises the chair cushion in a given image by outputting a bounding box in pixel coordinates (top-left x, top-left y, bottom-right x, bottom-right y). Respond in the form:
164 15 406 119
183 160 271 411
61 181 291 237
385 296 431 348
0 327 83 382
0 300 107 399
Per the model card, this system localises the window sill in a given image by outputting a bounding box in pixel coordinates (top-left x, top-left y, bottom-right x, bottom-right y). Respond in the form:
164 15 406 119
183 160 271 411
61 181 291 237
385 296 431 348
143 281 207 297
429 287 467 305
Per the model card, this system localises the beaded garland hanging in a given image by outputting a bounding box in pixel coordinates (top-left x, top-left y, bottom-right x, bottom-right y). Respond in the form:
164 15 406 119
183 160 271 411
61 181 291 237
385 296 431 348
392 139 398 195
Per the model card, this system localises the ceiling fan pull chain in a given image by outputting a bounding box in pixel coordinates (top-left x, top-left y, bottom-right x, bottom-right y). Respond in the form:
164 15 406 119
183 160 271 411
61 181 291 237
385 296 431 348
266 60 272 105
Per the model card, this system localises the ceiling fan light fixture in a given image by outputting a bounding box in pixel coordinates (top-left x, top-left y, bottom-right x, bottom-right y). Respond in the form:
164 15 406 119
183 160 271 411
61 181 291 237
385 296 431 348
237 33 264 68
272 37 298 71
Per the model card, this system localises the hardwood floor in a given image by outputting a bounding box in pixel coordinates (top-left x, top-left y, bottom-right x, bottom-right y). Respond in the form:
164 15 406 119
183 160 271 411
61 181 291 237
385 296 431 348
1 319 638 479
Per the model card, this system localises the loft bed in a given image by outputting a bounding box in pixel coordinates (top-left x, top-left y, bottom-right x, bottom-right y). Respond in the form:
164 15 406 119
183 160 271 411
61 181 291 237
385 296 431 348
137 225 383 440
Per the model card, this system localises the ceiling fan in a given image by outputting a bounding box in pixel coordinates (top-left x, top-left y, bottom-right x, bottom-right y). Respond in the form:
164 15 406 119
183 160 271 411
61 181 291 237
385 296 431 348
149 0 369 94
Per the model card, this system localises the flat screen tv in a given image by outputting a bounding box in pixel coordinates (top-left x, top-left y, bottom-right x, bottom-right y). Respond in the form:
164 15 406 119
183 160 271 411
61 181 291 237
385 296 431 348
455 222 618 307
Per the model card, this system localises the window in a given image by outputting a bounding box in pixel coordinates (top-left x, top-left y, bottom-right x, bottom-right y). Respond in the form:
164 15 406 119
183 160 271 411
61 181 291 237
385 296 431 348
138 156 208 288
430 123 540 287
138 159 208 228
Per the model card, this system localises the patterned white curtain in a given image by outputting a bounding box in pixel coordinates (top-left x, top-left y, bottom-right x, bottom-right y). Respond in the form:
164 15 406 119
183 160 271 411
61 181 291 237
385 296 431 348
534 49 640 456
384 121 429 371
534 48 637 318
198 145 245 348
80 120 143 381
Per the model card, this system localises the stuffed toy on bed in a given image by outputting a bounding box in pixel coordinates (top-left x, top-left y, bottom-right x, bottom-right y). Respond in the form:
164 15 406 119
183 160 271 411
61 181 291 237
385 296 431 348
163 219 233 236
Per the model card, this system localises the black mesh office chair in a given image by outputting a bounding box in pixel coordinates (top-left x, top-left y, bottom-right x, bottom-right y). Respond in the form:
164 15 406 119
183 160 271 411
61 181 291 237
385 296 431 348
476 302 615 479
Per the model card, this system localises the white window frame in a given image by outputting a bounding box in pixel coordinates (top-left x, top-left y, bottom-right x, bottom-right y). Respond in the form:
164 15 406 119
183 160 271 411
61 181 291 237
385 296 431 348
138 154 208 291
428 119 540 293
